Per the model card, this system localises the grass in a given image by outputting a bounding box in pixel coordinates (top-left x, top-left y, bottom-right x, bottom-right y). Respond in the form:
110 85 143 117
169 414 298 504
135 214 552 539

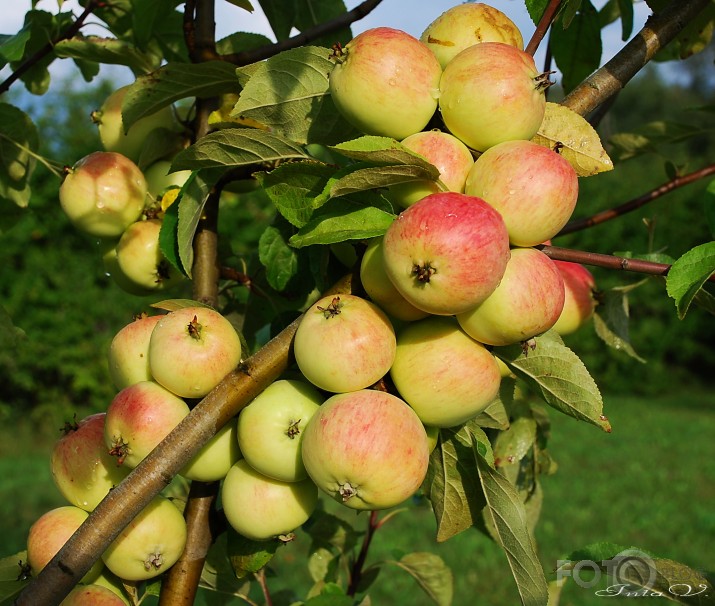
1 389 713 605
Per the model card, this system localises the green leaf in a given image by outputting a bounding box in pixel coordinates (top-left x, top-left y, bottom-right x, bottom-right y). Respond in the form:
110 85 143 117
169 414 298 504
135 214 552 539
492 417 537 469
171 129 312 172
525 0 550 24
475 445 549 606
304 506 359 554
493 333 610 432
693 287 715 316
329 136 438 172
232 46 360 145
258 0 351 46
666 242 715 319
0 305 26 350
226 528 281 579
150 299 212 312
471 395 510 431
259 224 300 291
0 551 30 604
423 425 487 542
289 192 395 248
616 0 634 40
0 103 38 208
329 163 440 198
648 0 715 62
54 36 156 74
122 61 241 129
592 288 646 363
0 27 32 64
386 553 454 606
216 32 272 55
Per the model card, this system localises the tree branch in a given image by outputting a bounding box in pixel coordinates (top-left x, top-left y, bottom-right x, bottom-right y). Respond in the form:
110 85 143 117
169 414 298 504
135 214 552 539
221 0 383 66
559 163 715 236
525 0 562 57
561 0 712 117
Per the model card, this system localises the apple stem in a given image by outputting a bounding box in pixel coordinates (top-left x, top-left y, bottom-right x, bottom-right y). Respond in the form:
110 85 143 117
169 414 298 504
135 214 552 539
317 296 343 318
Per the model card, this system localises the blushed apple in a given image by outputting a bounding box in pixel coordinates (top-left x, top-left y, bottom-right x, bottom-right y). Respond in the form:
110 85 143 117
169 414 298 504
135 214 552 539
51 412 130 511
390 316 502 427
180 418 240 482
382 192 510 315
104 381 190 469
59 151 147 238
552 260 598 335
421 2 524 68
101 495 187 581
301 389 430 510
237 379 323 483
148 305 242 398
465 140 579 246
107 313 163 390
26 506 104 584
457 247 565 346
359 237 429 322
293 294 396 393
439 42 549 151
389 130 475 208
221 459 318 541
329 27 442 139
60 585 128 606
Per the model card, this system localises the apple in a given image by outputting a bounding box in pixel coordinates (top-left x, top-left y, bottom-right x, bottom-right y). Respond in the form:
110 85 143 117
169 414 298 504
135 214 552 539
113 218 184 292
26 506 104 584
143 159 192 200
237 379 323 482
381 192 511 315
552 260 598 335
329 27 442 139
425 424 439 453
90 569 133 605
101 241 158 296
51 412 130 511
104 381 190 469
439 42 550 152
221 459 318 541
359 237 429 322
293 294 396 393
92 85 178 163
389 130 475 208
107 314 163 390
457 247 566 346
301 389 430 510
420 3 524 68
180 418 240 482
148 306 243 398
60 585 128 606
465 140 579 246
59 151 147 238
390 316 502 427
101 495 187 581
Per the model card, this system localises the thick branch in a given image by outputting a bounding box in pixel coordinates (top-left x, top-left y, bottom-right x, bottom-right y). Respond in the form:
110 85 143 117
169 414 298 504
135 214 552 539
13 274 357 606
559 164 715 236
562 0 712 116
221 0 383 65
525 0 562 57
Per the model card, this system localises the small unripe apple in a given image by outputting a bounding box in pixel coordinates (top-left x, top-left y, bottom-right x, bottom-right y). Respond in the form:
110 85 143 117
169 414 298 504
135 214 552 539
465 140 579 246
51 412 130 511
552 260 597 335
107 314 163 390
301 389 430 510
237 379 323 483
221 459 318 541
457 247 565 346
180 418 240 482
382 192 511 315
59 151 147 238
60 584 128 606
421 3 524 69
92 85 178 163
26 506 104 584
148 306 243 398
143 159 192 200
389 130 474 208
104 381 190 469
329 27 442 139
293 294 396 393
439 42 549 152
390 316 502 427
101 495 187 581
359 237 429 322
113 218 184 292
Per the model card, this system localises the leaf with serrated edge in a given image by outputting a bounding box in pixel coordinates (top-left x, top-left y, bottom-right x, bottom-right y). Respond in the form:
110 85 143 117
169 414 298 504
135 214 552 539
666 241 715 319
493 417 537 468
329 136 440 172
329 164 440 198
475 445 549 606
54 36 156 74
494 333 610 432
385 552 454 606
532 102 613 176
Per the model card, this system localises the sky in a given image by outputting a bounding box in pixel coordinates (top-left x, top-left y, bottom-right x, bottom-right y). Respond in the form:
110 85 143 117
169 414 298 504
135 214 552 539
1 0 653 92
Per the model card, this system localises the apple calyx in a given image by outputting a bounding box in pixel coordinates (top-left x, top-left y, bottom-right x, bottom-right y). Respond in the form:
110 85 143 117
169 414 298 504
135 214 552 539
413 261 437 283
521 338 538 356
144 552 163 572
329 43 346 63
187 315 202 340
317 296 343 319
339 482 358 502
535 71 556 91
285 419 301 439
108 436 131 466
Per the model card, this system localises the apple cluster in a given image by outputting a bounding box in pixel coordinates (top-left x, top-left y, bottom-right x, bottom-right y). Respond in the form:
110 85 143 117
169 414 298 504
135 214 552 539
59 85 192 297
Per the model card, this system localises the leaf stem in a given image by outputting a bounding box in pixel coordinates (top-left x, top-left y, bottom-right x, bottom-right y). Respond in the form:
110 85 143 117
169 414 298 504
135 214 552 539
347 510 380 597
0 133 64 178
525 0 562 57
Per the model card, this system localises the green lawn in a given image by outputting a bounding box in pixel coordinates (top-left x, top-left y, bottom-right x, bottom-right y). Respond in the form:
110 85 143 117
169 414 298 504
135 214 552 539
1 390 713 605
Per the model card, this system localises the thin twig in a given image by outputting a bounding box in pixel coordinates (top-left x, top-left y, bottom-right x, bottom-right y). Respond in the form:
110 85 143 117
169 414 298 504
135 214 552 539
525 0 562 57
256 568 273 606
559 163 715 236
347 510 380 597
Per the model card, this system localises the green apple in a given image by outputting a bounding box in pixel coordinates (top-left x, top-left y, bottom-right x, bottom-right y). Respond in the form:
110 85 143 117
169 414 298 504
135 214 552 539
107 313 163 390
180 418 240 482
143 159 192 200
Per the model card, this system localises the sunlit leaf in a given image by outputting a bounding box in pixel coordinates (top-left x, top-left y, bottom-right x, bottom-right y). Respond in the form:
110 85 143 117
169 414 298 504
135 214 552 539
666 241 715 319
385 552 454 606
259 223 300 291
150 299 211 312
55 36 156 74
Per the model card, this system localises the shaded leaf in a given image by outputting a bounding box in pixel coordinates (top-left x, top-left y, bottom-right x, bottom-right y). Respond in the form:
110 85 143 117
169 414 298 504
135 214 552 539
532 102 613 176
258 0 351 46
259 223 300 291
216 31 272 55
666 242 715 319
386 552 454 606
703 180 715 239
471 395 510 430
647 0 715 61
150 299 211 312
0 103 38 208
592 288 646 362
54 36 156 74
693 287 715 316
0 551 30 604
493 417 537 468
226 528 281 579
329 163 440 198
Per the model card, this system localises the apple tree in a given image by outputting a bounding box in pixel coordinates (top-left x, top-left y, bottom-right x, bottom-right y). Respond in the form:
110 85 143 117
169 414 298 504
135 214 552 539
1 0 714 605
